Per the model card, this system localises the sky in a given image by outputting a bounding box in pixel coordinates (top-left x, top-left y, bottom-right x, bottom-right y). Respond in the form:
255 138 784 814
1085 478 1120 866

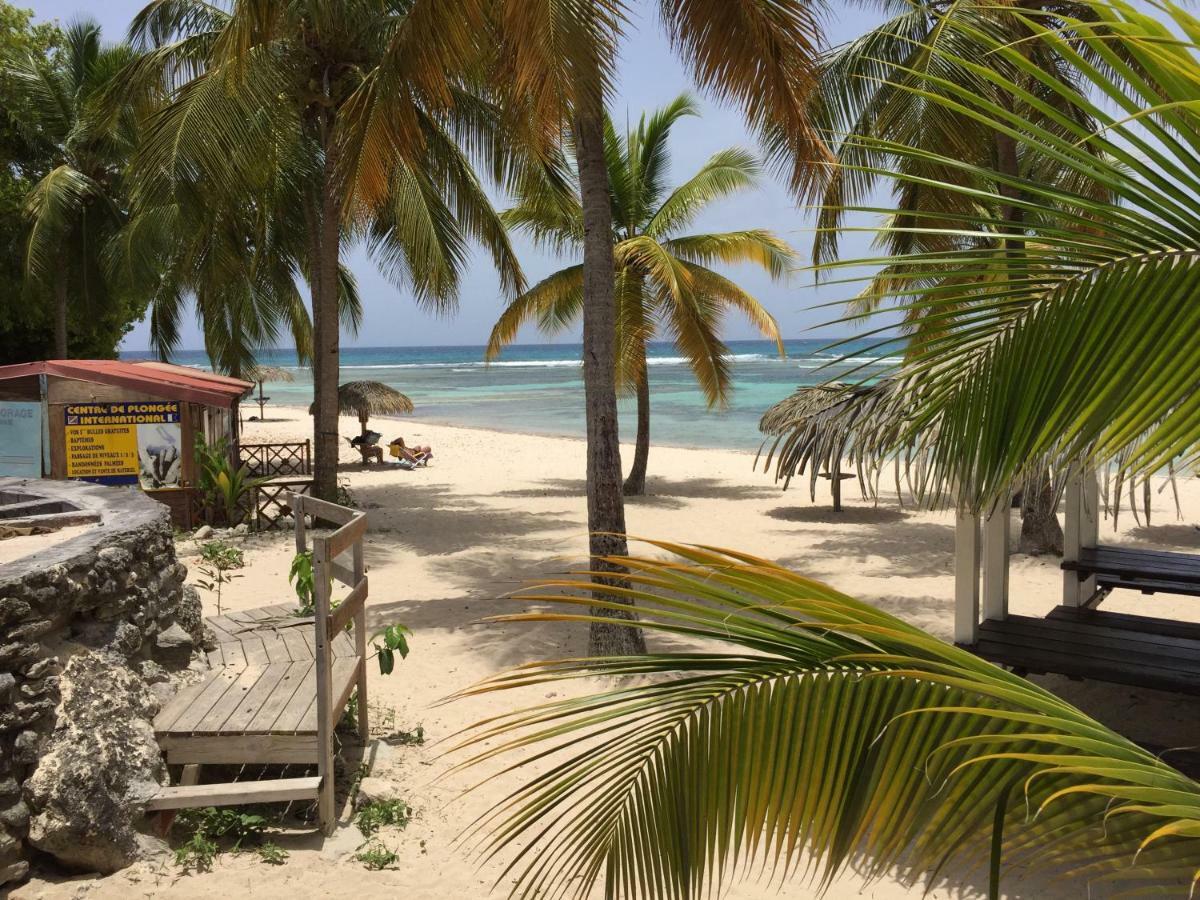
28 0 888 352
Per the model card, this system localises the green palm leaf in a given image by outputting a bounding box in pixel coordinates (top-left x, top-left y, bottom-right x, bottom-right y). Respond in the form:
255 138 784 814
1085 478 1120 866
452 540 1200 898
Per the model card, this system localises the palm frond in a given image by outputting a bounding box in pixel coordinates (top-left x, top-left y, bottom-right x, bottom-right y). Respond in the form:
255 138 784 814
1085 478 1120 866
452 540 1200 899
646 147 762 239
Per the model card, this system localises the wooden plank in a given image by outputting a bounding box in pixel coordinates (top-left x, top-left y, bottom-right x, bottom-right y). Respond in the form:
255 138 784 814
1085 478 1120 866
982 503 1010 622
353 540 369 742
160 667 242 734
219 641 248 670
260 661 317 733
238 634 271 666
219 663 293 734
302 494 357 526
280 627 315 661
204 617 240 644
329 577 368 636
974 618 1200 668
161 733 319 766
1046 606 1200 645
259 631 295 663
194 666 268 734
313 537 337 834
145 776 321 811
326 514 367 560
154 676 217 733
330 560 355 588
333 630 356 658
295 659 360 736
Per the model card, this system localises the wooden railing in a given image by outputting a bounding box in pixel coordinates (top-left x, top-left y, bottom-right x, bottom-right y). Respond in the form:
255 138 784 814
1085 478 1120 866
239 441 311 478
290 492 369 833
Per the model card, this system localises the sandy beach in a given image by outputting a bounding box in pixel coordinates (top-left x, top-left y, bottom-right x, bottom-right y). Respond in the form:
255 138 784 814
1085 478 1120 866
18 405 1200 900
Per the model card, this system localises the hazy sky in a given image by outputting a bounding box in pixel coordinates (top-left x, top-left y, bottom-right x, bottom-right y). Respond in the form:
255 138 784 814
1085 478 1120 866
28 1 887 351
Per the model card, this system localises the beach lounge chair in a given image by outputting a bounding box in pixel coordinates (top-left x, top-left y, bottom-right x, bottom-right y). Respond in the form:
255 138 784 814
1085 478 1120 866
349 431 384 464
389 437 432 466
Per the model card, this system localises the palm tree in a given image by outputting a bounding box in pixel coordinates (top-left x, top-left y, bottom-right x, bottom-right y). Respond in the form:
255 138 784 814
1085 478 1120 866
399 0 827 655
806 0 1113 553
487 95 793 496
807 0 1200 512
125 0 523 501
8 19 139 358
453 541 1199 897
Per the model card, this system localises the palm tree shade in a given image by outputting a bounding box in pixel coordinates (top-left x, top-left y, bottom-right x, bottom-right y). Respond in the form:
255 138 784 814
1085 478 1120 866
488 93 792 496
245 365 294 420
452 541 1200 898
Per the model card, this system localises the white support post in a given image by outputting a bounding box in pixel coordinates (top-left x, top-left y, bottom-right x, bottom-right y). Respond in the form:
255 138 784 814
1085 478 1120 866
1062 468 1099 607
954 508 982 644
982 499 1011 623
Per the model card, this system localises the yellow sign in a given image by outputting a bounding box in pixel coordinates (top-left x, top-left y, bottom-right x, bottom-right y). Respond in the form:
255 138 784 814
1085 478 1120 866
64 402 182 487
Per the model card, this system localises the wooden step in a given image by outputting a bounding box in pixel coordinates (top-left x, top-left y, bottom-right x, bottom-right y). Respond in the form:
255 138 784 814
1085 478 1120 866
144 776 321 811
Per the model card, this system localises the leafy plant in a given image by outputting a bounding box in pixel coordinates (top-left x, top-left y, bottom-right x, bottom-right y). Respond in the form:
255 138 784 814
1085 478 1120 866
195 540 245 616
355 799 412 838
288 549 315 615
256 841 289 865
372 624 411 675
172 807 275 872
195 435 260 526
354 839 399 870
390 724 424 747
452 540 1200 897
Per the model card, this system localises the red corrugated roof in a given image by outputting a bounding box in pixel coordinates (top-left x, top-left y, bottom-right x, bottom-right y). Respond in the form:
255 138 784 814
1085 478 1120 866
0 360 254 408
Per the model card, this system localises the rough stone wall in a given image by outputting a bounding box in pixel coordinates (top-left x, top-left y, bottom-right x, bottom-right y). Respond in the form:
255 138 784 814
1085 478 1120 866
0 479 204 886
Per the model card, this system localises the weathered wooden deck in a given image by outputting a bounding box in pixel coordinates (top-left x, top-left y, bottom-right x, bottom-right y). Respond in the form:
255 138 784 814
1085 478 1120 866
147 494 370 831
154 605 361 766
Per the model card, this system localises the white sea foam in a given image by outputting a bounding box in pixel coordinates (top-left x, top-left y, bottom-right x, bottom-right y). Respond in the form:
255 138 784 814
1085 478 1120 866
340 352 776 371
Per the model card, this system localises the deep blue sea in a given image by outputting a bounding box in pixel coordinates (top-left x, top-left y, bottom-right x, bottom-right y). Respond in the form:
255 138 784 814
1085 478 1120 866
122 339 899 452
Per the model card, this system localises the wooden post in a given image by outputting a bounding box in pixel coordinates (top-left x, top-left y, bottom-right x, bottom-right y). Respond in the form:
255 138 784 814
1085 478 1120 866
1062 468 1098 607
353 539 369 742
312 535 336 834
831 459 843 513
982 498 1011 623
954 508 981 644
292 492 306 555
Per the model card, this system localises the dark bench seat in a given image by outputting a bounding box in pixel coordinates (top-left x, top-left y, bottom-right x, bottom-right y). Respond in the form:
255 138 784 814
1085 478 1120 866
965 606 1200 695
1062 545 1200 599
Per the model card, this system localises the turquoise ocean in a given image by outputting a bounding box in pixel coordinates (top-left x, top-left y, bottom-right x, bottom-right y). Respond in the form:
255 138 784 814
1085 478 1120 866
122 339 898 452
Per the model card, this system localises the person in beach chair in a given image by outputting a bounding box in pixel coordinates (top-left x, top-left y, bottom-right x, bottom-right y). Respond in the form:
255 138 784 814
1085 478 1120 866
389 437 433 466
349 430 384 464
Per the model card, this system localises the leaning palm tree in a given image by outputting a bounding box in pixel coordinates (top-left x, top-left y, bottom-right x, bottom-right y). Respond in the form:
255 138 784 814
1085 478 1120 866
361 0 827 655
124 0 523 502
8 19 139 358
488 95 793 495
452 541 1200 897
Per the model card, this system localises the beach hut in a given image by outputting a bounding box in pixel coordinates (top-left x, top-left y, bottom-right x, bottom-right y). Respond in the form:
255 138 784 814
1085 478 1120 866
953 468 1200 694
0 359 253 526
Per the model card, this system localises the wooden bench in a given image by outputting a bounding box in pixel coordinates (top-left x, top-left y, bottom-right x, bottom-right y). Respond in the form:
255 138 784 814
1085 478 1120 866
968 605 1200 695
149 493 369 833
1062 545 1200 603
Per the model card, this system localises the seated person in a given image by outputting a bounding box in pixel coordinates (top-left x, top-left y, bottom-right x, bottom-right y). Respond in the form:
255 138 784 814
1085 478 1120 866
349 431 384 464
389 436 432 465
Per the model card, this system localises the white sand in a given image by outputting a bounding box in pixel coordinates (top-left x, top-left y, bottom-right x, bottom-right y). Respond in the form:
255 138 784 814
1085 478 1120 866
17 405 1200 899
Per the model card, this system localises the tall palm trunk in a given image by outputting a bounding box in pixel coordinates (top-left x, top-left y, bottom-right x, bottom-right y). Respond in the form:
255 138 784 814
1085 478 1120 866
623 349 650 496
53 273 68 358
310 115 342 501
574 103 645 657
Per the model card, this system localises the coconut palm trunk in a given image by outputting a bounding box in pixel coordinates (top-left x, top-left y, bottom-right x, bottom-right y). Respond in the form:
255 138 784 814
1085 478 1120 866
574 105 645 657
53 274 68 358
623 351 651 496
311 114 343 502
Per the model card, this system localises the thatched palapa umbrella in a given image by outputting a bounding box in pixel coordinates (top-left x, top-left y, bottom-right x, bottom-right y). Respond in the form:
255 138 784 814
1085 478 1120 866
757 380 911 512
246 364 295 420
334 381 414 441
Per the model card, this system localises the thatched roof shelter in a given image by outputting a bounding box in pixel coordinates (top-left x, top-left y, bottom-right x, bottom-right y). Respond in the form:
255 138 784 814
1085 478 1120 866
757 380 922 509
315 381 414 439
245 364 296 419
